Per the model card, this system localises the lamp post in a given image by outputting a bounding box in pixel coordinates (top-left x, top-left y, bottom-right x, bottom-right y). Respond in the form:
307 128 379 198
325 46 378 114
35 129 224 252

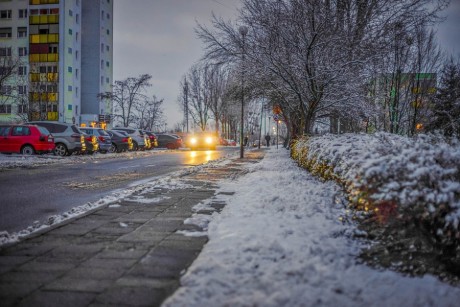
239 25 248 159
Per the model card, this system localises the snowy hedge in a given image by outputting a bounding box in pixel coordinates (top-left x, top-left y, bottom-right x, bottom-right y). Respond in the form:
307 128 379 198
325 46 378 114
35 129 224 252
291 133 460 246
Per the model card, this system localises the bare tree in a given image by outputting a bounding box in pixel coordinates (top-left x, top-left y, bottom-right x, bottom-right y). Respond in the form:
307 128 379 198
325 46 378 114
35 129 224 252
99 74 152 127
196 0 448 139
136 95 165 131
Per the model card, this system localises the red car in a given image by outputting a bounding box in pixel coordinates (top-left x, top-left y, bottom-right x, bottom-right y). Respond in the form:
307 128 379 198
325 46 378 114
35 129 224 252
0 124 55 155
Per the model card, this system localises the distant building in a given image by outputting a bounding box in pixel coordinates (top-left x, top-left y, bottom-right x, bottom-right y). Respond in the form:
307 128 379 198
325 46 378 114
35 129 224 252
0 0 113 127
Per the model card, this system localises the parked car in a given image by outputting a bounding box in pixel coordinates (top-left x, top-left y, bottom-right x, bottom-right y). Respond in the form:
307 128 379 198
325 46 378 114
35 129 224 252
142 131 158 149
252 139 261 147
227 139 237 146
112 127 146 151
186 132 218 150
0 124 55 155
156 133 183 149
107 130 131 153
29 121 86 156
81 133 99 155
79 127 112 153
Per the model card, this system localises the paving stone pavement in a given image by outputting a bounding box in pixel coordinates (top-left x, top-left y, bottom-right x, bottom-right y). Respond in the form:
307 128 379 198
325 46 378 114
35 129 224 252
0 150 265 307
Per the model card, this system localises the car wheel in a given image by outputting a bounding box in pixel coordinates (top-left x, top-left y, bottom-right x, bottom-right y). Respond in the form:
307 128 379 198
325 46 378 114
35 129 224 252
109 143 117 153
21 145 35 155
54 143 68 156
166 143 174 150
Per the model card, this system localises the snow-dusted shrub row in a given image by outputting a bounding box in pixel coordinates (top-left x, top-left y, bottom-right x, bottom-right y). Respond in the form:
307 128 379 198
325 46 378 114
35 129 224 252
291 133 460 245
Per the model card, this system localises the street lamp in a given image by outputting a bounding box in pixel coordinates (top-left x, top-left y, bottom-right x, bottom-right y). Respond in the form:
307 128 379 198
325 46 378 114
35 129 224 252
239 25 248 159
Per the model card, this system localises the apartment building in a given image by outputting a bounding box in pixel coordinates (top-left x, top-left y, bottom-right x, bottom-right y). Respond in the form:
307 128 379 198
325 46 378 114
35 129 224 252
0 0 113 127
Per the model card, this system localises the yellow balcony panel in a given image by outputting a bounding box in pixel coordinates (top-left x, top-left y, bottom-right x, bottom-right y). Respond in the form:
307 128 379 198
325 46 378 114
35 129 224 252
29 54 40 62
47 93 58 102
47 112 58 121
30 0 40 5
30 73 40 82
48 34 59 43
39 15 48 24
47 73 58 82
30 34 40 44
48 15 59 24
48 53 59 62
29 16 40 24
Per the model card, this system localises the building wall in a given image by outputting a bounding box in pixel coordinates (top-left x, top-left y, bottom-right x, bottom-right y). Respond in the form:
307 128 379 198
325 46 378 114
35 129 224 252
81 0 113 127
0 0 113 126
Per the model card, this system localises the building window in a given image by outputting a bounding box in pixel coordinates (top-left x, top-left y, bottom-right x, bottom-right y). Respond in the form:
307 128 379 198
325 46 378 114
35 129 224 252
101 76 104 85
0 105 12 114
18 66 27 76
75 69 79 79
75 32 79 42
0 28 12 38
106 45 109 52
17 27 27 38
106 61 110 67
18 47 27 56
68 104 72 111
0 47 12 56
75 50 79 60
68 66 72 73
69 10 73 17
1 86 12 95
18 85 27 95
76 14 79 24
68 85 72 92
101 10 104 20
0 10 12 19
75 87 79 98
106 29 110 35
101 60 104 69
18 104 27 114
106 77 110 84
68 47 72 54
107 13 110 19
18 9 27 19
68 29 73 35
101 43 104 53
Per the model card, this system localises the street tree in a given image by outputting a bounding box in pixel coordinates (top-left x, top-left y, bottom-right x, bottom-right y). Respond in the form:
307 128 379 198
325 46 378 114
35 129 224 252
99 74 152 127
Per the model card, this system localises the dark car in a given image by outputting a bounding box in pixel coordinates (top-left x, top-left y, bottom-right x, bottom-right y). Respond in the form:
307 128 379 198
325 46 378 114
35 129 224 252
0 124 55 155
156 134 183 149
81 132 99 155
112 127 146 151
29 121 85 156
80 127 112 153
107 130 131 153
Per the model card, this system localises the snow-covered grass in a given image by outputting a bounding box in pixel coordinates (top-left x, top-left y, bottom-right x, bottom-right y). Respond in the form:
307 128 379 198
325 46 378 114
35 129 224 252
164 147 460 306
291 133 460 246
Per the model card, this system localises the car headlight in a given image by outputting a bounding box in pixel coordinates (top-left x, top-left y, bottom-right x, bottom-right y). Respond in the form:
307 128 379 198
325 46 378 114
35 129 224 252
190 137 197 144
205 137 213 144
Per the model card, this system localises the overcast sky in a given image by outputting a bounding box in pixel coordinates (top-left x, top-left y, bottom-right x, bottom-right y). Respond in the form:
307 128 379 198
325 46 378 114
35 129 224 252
113 0 460 130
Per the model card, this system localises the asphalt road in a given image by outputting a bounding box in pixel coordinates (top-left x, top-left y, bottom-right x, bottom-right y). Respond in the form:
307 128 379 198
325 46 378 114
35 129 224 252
0 147 239 233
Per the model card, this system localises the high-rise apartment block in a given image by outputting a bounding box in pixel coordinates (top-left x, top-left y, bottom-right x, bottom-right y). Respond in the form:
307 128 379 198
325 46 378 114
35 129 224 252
0 0 113 127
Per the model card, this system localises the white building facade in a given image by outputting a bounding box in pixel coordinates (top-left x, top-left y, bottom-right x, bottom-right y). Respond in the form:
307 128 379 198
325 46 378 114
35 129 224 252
0 0 113 127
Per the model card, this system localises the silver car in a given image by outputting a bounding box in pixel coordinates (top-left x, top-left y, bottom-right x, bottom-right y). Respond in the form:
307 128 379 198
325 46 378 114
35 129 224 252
112 127 146 150
29 121 86 156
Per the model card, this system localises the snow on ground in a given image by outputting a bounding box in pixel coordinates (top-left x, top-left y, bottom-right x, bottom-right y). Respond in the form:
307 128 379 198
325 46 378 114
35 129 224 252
164 147 460 307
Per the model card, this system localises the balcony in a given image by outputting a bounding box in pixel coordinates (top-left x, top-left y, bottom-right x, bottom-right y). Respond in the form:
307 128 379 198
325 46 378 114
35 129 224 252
29 15 59 25
30 34 59 44
29 53 59 62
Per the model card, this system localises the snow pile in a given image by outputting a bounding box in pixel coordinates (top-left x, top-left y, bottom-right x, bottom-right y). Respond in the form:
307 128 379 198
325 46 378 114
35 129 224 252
164 148 460 306
292 133 460 245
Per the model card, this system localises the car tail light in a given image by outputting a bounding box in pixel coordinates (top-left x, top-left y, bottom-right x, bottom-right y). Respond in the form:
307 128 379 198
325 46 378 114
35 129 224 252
98 136 105 142
71 133 81 140
122 137 128 143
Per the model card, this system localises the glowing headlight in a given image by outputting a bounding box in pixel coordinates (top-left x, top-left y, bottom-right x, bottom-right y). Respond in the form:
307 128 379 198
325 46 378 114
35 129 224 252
190 137 197 144
205 137 213 144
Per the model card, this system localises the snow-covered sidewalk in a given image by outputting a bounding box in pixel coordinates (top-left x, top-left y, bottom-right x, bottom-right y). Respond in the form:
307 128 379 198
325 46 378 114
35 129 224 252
164 148 460 307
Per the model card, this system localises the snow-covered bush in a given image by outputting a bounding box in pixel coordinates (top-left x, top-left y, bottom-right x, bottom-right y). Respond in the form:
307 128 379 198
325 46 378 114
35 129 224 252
291 133 460 246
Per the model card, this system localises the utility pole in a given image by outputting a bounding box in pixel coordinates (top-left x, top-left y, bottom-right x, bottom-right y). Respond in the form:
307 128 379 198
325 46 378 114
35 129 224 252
184 78 189 133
